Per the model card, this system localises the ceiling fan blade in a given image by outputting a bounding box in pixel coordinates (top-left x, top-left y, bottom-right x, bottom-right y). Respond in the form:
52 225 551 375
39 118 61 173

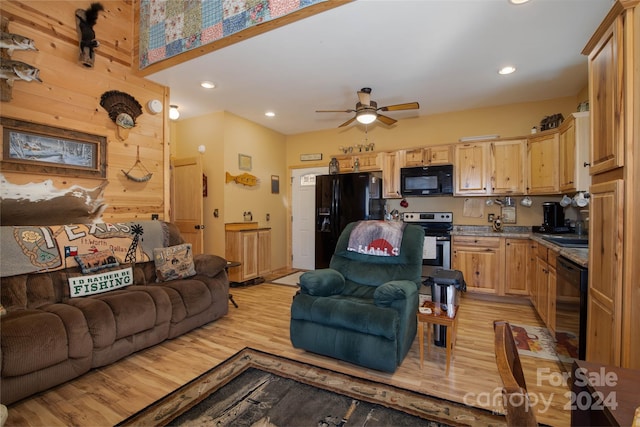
378 102 420 112
376 114 397 126
338 117 356 128
357 90 371 106
316 109 355 113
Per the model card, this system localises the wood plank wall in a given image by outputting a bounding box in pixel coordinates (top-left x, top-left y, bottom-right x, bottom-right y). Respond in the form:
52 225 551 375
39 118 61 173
0 0 169 223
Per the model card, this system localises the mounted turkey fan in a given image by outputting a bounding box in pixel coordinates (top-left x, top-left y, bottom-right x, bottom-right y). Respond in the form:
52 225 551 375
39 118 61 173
316 87 419 127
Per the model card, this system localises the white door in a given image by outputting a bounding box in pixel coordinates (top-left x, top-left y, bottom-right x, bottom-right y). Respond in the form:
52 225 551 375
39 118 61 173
291 167 327 270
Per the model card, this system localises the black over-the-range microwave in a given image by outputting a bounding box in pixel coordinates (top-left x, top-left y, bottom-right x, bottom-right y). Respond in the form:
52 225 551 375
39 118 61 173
400 164 454 196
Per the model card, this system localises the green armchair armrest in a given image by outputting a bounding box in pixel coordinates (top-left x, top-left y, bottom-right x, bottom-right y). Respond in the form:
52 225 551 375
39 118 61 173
374 280 419 307
299 269 346 296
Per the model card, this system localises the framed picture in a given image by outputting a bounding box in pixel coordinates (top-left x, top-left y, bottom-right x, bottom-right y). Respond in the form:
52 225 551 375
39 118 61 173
1 117 107 179
238 154 252 171
271 175 279 194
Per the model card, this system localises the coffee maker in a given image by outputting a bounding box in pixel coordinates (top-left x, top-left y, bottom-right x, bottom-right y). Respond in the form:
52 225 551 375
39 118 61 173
536 202 568 233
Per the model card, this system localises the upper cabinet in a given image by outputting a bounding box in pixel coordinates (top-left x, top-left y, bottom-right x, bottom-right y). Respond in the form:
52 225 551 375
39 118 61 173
454 140 526 196
490 139 527 195
559 112 591 192
454 143 490 195
404 145 452 167
353 152 381 172
381 151 404 199
587 14 624 175
527 132 559 194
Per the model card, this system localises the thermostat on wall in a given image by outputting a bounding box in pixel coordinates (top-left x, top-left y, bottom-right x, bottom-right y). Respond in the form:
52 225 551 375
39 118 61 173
147 99 163 114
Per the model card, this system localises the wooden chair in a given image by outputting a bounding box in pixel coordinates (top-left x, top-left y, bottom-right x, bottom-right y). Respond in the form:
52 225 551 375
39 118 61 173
494 320 538 427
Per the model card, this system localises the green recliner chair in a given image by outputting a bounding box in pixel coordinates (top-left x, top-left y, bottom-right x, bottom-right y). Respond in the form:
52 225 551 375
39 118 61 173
290 221 424 372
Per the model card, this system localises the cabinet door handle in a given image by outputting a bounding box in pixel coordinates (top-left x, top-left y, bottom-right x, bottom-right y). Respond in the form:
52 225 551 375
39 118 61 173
584 162 591 167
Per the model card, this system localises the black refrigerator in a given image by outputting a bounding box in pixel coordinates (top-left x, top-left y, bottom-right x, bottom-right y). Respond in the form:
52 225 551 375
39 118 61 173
315 172 385 268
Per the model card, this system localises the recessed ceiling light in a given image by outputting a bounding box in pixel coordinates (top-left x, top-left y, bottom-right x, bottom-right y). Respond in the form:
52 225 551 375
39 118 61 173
498 66 516 75
509 0 530 4
200 81 216 89
265 111 275 117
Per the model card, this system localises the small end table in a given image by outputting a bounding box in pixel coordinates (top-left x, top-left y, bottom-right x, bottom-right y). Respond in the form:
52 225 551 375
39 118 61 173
417 300 458 375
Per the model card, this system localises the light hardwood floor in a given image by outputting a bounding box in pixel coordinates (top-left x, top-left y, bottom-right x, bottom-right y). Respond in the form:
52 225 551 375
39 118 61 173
5 277 572 426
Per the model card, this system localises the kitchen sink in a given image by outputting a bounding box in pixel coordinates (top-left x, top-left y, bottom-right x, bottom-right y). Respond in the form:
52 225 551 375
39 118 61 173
542 236 589 248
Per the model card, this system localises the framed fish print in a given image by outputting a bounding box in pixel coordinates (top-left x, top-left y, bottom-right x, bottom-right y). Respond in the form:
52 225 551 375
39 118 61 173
238 154 252 171
1 117 107 179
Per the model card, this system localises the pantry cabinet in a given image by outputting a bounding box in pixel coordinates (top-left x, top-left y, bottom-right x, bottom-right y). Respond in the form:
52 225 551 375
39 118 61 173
527 132 559 194
225 227 271 283
582 0 639 368
452 236 503 295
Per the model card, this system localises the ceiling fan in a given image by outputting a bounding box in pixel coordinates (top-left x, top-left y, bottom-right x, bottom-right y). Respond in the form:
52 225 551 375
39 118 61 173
316 87 419 128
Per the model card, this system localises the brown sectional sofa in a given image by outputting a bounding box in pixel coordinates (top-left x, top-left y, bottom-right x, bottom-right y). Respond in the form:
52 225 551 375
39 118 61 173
0 222 229 405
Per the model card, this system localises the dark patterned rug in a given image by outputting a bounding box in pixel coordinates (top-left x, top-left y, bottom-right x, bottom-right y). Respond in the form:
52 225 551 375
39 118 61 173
117 348 505 427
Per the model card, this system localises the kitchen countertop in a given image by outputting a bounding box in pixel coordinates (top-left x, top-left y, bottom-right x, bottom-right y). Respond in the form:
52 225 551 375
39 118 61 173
451 225 588 267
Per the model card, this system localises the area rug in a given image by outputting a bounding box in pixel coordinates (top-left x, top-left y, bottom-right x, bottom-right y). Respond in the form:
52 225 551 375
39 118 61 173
509 324 560 361
117 348 505 427
271 271 304 287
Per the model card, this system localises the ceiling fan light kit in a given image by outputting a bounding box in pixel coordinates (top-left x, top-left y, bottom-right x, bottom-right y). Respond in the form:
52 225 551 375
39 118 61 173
316 87 419 128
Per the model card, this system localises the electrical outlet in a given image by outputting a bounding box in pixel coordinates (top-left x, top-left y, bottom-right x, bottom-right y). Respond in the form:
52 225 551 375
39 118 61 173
488 213 495 222
151 214 159 220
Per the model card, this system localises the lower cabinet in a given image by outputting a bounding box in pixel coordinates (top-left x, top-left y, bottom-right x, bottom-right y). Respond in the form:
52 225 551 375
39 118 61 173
533 245 557 333
225 228 271 283
452 236 537 298
452 236 503 295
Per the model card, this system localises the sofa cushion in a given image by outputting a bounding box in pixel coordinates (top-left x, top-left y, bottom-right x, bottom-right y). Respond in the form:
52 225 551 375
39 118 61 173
153 244 196 282
1 310 72 376
94 290 159 340
157 279 212 322
0 275 27 311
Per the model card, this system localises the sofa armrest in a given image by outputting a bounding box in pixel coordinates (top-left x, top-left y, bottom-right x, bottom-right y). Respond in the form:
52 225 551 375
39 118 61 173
193 254 227 278
299 269 345 296
373 280 418 307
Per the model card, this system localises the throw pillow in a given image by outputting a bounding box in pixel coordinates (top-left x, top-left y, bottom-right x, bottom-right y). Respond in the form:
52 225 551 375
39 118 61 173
75 249 120 274
153 243 196 282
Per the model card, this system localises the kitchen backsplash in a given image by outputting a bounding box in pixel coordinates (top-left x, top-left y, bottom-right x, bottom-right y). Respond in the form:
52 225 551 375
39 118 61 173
386 195 583 226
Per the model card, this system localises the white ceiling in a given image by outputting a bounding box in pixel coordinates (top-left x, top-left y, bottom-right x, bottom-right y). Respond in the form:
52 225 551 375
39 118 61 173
146 0 612 136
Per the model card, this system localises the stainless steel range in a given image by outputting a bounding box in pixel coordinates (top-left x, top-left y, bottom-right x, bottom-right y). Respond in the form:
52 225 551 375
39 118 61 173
402 211 453 274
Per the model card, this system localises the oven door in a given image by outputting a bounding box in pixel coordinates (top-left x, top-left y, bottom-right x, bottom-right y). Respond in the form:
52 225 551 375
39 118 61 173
422 237 451 269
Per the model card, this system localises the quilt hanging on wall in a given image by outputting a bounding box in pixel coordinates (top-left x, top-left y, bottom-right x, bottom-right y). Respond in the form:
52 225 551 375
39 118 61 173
139 0 327 69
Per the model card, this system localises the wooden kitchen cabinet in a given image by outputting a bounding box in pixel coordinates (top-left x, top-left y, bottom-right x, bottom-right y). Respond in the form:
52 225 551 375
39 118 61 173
452 236 503 294
586 180 623 365
504 238 530 295
586 14 624 175
454 143 490 195
582 0 638 368
490 139 527 195
353 152 380 171
533 246 557 333
405 145 452 166
559 112 591 192
225 227 271 283
527 132 559 194
381 151 403 199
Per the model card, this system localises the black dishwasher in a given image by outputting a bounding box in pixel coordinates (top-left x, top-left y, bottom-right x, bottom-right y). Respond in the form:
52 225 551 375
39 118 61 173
555 256 588 372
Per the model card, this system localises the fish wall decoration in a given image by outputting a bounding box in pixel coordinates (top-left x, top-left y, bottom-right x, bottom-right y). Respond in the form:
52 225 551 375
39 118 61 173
0 31 38 56
226 172 259 187
0 59 42 86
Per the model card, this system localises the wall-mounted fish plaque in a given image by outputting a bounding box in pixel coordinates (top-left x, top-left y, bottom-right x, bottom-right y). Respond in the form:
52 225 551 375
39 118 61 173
0 17 41 102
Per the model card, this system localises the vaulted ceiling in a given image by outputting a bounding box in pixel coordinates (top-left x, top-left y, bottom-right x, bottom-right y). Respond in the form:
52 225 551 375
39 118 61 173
146 0 612 135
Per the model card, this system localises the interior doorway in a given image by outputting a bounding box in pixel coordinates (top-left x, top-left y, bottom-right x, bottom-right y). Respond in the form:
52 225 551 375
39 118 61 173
291 166 327 270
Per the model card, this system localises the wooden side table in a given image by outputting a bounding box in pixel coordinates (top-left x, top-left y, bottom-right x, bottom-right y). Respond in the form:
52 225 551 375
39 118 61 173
225 261 241 308
417 300 458 375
